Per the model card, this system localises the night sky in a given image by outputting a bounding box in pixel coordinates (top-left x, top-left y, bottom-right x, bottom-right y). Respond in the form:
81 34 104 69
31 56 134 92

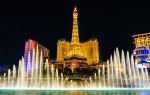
0 0 150 67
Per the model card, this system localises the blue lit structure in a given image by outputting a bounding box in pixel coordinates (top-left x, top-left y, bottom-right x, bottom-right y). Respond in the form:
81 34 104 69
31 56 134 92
133 46 150 68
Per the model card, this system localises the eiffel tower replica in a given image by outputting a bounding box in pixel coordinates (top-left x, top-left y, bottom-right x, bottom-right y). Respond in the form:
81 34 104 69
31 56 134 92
56 7 99 69
64 7 87 68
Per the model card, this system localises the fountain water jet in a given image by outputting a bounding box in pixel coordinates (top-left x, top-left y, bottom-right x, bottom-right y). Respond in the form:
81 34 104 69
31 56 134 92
0 48 149 90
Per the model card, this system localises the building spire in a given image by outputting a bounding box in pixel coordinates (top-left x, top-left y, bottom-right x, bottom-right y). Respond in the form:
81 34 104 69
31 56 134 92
71 6 79 45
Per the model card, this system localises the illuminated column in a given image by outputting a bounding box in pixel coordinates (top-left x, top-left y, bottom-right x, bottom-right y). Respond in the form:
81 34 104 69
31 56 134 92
93 40 99 63
56 41 60 62
96 40 99 63
57 41 63 62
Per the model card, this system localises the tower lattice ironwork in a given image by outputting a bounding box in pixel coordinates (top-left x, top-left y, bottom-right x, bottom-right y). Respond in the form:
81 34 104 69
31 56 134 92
65 7 85 59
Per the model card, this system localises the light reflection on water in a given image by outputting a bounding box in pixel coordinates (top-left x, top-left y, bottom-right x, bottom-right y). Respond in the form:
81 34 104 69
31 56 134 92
0 90 150 95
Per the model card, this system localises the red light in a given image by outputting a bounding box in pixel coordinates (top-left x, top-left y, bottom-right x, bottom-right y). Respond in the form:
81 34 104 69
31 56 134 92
30 40 35 49
25 42 28 49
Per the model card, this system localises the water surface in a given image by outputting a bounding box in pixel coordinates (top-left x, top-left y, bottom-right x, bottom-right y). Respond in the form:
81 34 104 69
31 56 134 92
0 90 150 95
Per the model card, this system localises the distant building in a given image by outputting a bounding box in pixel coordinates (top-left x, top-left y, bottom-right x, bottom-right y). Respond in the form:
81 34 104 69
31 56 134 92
132 33 150 68
132 33 150 48
56 7 99 68
24 39 50 72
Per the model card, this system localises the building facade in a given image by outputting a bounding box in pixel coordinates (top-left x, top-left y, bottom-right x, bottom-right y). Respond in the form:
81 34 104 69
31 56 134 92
56 7 99 67
132 33 150 48
132 33 150 68
24 39 50 72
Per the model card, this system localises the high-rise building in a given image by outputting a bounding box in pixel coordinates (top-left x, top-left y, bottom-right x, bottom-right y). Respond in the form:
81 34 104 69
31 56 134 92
56 7 99 67
24 39 50 72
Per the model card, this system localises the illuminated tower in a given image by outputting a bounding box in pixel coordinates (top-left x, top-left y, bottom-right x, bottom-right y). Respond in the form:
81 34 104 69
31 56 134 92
65 7 85 59
56 7 99 66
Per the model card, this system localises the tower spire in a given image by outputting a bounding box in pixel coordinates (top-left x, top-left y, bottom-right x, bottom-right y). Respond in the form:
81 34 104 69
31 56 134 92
71 6 79 44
